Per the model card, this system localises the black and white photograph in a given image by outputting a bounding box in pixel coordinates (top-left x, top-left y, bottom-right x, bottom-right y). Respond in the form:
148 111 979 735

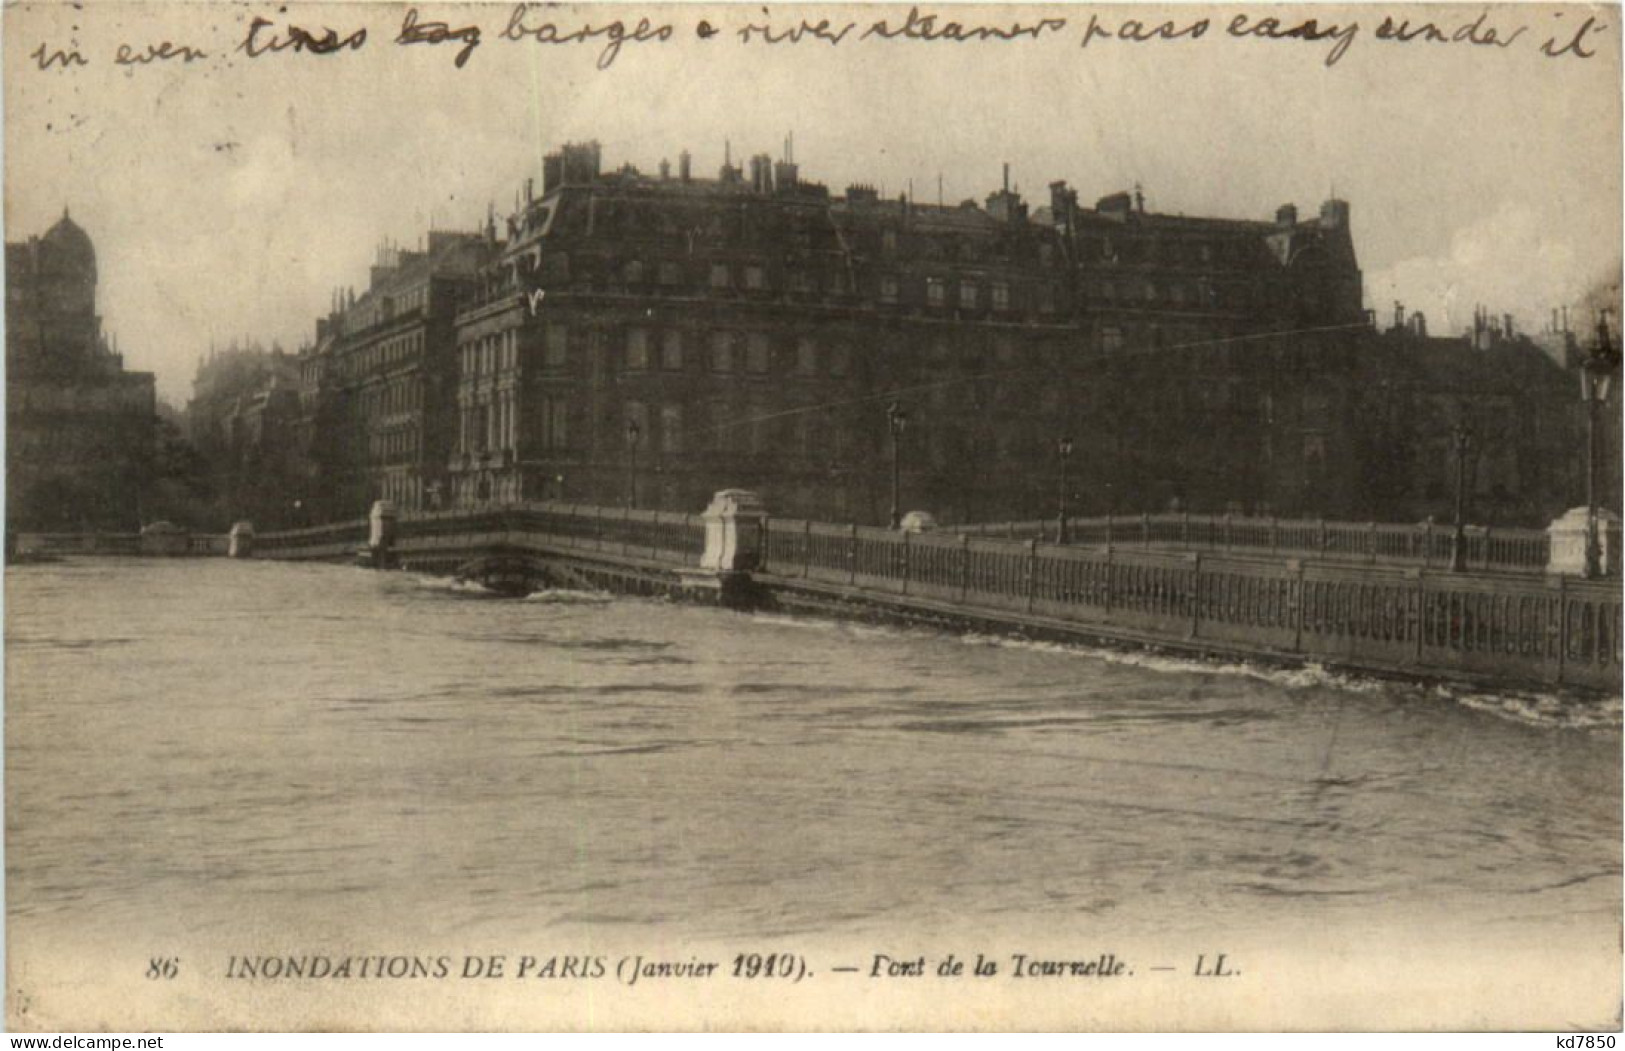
3 1 1621 1032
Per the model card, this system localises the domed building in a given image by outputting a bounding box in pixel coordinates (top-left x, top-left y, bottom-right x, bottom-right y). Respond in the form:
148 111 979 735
6 210 157 533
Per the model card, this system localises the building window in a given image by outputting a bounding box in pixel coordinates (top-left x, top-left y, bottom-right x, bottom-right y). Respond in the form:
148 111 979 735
709 400 729 450
959 281 979 309
1038 285 1057 314
623 259 644 284
661 405 683 453
626 328 650 370
746 332 771 374
880 275 899 304
661 330 684 371
992 282 1010 311
709 263 731 289
744 264 766 290
540 396 566 449
790 271 813 294
830 343 850 377
795 336 817 376
1101 326 1124 352
882 228 898 253
625 401 648 448
658 261 681 286
710 331 734 373
545 324 568 368
927 277 946 307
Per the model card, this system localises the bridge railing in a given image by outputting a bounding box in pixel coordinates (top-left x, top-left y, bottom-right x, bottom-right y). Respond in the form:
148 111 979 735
14 532 143 556
13 532 233 556
760 518 1621 691
960 513 1555 574
254 518 370 560
390 502 708 567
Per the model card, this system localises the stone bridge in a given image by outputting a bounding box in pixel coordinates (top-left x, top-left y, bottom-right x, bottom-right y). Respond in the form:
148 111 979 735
241 494 1622 696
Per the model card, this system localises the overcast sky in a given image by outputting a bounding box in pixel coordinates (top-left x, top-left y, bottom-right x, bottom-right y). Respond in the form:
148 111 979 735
6 2 1621 403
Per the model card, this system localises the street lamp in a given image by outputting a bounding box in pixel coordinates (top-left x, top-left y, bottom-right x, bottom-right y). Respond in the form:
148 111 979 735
1582 311 1619 578
626 418 641 510
886 400 908 529
1056 436 1075 543
1450 420 1474 572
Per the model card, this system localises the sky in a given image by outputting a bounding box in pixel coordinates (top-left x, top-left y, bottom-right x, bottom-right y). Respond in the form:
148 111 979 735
5 1 1622 404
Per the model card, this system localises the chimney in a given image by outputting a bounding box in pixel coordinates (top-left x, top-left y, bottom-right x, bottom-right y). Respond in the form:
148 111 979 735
659 158 671 180
1050 181 1078 233
1563 305 1571 332
1553 307 1560 333
1503 314 1514 339
1394 300 1405 331
679 150 692 183
1276 203 1298 227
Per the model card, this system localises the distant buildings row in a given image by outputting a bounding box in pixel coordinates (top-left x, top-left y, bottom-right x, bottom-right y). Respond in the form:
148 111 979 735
218 140 1597 529
8 141 1612 537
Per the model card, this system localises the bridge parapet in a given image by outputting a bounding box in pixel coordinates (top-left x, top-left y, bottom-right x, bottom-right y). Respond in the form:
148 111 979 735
960 512 1570 576
253 495 1621 694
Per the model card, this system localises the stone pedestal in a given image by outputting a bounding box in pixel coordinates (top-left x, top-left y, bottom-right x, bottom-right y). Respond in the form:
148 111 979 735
900 510 938 534
701 489 766 572
228 521 255 558
1546 506 1622 576
361 500 399 569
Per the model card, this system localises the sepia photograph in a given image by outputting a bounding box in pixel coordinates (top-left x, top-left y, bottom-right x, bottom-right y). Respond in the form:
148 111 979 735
3 0 1621 1032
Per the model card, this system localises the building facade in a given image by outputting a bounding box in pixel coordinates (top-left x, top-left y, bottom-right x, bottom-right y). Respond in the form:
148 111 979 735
270 140 1600 532
298 231 500 520
444 141 1372 523
5 212 156 533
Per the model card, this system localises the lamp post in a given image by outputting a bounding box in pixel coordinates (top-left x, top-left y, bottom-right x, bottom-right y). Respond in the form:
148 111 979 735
1056 436 1074 544
1450 420 1473 572
886 400 908 529
1582 312 1619 578
626 418 641 510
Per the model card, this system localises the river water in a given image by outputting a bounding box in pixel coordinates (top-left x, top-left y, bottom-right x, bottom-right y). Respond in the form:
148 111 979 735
5 559 1620 1030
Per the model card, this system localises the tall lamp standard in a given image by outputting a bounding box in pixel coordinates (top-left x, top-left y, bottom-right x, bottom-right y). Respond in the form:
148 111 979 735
1450 420 1474 572
626 418 641 510
886 401 908 530
1056 436 1075 544
1582 312 1619 578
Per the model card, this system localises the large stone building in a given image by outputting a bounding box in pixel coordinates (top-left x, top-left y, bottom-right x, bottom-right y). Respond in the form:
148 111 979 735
5 212 156 533
296 231 501 521
443 141 1371 522
185 341 304 526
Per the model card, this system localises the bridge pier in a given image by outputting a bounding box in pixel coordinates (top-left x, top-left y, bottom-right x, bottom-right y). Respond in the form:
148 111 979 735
228 521 255 558
682 489 768 609
360 500 399 569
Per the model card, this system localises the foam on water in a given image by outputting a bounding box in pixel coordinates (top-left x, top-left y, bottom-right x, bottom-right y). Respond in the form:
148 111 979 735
524 588 613 605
